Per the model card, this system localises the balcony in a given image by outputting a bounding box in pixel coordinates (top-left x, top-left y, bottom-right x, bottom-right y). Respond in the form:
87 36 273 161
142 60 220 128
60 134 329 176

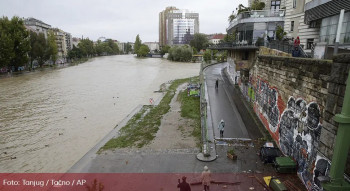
227 9 285 31
208 40 264 50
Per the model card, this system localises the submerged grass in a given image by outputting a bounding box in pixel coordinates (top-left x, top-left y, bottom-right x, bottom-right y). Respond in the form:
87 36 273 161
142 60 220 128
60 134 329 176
99 77 197 152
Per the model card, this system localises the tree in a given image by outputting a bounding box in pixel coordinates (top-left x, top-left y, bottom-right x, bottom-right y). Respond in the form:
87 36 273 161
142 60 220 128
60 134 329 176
237 4 250 14
134 35 142 54
136 44 150 57
106 39 119 55
160 45 170 55
190 33 209 52
10 17 30 70
0 16 30 70
0 17 15 69
68 44 83 59
251 0 265 10
222 33 236 43
276 26 287 41
78 38 95 57
203 50 211 63
124 42 132 54
46 31 58 65
167 45 192 62
228 14 236 22
34 33 48 67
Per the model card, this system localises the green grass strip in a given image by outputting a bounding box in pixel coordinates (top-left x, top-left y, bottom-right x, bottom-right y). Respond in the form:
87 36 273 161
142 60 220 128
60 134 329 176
177 76 201 146
99 76 198 152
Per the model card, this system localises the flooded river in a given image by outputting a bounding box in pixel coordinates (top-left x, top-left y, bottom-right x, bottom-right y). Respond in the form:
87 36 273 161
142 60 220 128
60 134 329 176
0 55 200 172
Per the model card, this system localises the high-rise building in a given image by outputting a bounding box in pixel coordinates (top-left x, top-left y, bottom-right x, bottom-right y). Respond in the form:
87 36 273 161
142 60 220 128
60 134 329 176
159 6 178 47
159 7 199 46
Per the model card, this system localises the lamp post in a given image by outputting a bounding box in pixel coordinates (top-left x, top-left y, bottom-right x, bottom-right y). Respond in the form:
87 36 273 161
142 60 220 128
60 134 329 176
322 68 350 191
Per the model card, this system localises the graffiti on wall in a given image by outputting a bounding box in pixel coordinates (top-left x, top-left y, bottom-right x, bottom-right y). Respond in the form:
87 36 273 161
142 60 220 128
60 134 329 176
255 79 280 133
239 75 326 191
279 97 322 190
313 155 331 190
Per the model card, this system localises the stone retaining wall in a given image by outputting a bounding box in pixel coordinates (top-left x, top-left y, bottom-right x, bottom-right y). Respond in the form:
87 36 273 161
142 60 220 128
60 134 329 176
237 53 350 191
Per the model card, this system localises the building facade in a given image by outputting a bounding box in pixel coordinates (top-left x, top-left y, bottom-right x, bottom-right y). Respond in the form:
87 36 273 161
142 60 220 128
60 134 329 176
52 28 67 61
159 6 178 47
159 7 199 46
209 33 225 44
302 0 350 58
166 10 199 45
144 42 160 52
65 32 72 52
116 41 125 54
225 1 286 71
72 37 81 48
283 0 320 54
24 17 51 39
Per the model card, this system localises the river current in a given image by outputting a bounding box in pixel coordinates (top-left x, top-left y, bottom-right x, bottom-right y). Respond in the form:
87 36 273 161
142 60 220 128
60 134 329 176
0 55 200 172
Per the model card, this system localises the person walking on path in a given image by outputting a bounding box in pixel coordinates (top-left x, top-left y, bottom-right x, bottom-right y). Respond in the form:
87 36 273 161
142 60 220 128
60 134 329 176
177 176 191 191
215 78 219 89
218 119 225 138
201 166 211 191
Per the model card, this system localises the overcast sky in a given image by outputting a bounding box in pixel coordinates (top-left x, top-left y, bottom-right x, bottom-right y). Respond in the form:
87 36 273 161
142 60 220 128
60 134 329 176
0 0 246 42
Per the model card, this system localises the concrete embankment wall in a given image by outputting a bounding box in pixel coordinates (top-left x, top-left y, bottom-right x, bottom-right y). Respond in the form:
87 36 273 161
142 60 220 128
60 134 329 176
237 53 350 190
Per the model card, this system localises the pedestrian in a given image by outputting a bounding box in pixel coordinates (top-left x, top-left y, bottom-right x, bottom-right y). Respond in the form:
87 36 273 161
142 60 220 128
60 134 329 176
201 166 211 191
215 78 218 89
218 119 225 138
177 176 191 191
294 36 300 47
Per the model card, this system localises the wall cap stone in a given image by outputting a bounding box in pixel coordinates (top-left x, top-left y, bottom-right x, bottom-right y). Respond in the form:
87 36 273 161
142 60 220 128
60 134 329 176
333 54 350 64
258 55 333 66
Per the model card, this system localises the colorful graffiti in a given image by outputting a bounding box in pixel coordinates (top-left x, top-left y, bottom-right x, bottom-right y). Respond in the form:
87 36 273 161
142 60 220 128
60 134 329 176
279 97 322 190
239 76 326 191
255 79 280 133
313 155 331 190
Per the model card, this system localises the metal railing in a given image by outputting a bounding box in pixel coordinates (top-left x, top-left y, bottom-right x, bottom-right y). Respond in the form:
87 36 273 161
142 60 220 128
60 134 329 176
200 62 210 156
228 9 285 30
268 40 293 54
268 40 311 58
209 40 264 49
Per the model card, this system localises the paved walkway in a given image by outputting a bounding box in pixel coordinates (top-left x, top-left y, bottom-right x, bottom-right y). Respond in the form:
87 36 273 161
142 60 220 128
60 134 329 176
204 63 250 140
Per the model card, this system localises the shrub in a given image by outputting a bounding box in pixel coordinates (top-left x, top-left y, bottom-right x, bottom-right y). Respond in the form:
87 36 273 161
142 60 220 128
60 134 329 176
168 45 192 62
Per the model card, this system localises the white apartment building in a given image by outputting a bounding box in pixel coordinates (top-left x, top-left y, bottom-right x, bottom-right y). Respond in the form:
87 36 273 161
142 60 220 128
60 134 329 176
52 28 67 60
24 17 51 39
144 42 160 52
164 9 199 45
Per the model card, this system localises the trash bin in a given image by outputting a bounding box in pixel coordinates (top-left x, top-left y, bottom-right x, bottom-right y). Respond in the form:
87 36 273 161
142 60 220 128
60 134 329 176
270 178 288 191
260 147 282 163
274 157 296 173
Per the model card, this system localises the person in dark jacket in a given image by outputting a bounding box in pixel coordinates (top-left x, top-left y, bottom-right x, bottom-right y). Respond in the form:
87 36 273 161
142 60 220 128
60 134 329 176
177 176 191 191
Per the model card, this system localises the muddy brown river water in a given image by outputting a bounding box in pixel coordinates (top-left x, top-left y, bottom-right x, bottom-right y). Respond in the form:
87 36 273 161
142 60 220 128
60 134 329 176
0 55 200 172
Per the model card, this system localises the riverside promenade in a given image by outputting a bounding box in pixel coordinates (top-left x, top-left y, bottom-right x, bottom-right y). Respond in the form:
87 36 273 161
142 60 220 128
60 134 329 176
67 62 306 190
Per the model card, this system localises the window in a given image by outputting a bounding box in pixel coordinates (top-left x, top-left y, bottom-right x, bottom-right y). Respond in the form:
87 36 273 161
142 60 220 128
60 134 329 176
293 0 297 8
291 21 294 32
306 39 314 49
271 1 281 10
